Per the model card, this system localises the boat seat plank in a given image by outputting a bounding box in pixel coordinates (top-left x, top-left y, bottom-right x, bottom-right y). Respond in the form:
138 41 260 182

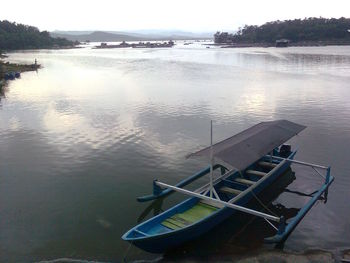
161 201 220 230
200 199 225 208
219 186 242 195
162 220 181 230
198 201 221 210
171 215 192 225
246 170 267 177
162 214 193 230
177 203 217 223
235 178 255 185
258 161 277 168
134 229 148 236
164 217 188 228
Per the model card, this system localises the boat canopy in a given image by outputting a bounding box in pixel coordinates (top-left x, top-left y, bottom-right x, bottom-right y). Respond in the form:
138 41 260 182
187 120 306 171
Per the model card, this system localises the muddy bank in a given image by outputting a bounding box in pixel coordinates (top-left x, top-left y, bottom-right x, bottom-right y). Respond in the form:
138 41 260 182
1 61 40 76
0 59 40 90
160 249 336 263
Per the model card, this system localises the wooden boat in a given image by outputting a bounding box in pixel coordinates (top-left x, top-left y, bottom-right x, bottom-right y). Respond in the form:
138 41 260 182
122 120 334 253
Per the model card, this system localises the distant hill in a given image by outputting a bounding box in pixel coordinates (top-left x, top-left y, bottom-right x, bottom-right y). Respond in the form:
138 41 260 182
51 31 145 42
123 29 213 39
50 30 213 42
0 20 75 50
214 17 350 45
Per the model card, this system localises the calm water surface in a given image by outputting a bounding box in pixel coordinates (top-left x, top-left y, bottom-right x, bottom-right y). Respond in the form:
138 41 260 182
1 43 350 262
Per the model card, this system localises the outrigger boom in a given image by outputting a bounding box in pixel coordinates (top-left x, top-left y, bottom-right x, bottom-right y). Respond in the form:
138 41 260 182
268 155 329 170
123 120 335 253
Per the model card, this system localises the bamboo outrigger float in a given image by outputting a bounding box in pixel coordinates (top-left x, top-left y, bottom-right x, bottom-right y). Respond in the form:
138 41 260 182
122 120 334 253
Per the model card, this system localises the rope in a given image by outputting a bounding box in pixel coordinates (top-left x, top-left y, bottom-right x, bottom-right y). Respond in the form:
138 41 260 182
249 190 282 232
296 133 299 150
123 240 134 263
312 166 326 179
250 189 278 217
264 218 278 231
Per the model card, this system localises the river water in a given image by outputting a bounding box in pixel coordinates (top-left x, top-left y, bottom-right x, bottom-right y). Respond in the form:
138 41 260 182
0 43 350 262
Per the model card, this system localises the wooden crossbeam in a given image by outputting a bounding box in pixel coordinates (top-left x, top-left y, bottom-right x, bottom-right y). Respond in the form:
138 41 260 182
246 170 267 177
200 199 224 208
235 178 255 185
258 161 277 168
219 186 242 195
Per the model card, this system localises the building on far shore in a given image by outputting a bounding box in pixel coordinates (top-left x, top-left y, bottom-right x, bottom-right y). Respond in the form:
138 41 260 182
276 39 290 47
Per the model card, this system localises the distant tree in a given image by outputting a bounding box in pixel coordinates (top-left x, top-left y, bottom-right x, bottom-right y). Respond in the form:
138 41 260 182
214 17 350 44
0 20 76 50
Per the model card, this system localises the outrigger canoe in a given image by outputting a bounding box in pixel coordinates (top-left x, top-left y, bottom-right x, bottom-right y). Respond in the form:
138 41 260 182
122 120 334 253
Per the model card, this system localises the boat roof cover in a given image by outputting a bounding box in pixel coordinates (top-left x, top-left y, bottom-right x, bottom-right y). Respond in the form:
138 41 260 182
188 120 306 171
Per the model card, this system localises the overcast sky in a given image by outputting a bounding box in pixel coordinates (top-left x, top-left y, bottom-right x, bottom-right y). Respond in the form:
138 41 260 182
1 0 349 32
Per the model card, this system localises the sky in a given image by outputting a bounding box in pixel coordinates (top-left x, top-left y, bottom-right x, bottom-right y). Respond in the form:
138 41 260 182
1 0 349 32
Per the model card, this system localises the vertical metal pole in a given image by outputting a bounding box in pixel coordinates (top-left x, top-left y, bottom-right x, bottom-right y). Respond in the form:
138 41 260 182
323 166 331 203
277 216 286 235
210 120 213 198
153 179 162 196
325 167 331 184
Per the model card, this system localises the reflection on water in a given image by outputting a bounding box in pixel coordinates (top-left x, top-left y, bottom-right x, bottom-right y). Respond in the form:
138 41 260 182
137 198 165 224
0 44 350 262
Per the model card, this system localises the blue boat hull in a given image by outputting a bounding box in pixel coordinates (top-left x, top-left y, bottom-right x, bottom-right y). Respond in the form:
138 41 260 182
122 151 296 253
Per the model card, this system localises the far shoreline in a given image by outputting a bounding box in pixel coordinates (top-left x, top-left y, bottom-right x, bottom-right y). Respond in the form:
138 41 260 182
207 40 350 48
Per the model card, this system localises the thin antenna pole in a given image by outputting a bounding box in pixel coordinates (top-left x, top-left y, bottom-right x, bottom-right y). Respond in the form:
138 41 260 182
210 120 213 198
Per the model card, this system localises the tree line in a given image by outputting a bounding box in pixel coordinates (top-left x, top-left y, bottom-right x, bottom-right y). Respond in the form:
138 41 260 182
0 20 76 50
214 17 350 44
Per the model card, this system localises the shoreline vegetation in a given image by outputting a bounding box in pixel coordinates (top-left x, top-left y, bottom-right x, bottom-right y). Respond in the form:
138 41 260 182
0 20 76 91
0 20 78 51
1 17 350 90
0 58 40 91
207 40 350 48
214 17 350 47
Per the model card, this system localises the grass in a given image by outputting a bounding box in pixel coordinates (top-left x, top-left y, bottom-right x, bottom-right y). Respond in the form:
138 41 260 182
1 61 40 77
0 59 41 92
